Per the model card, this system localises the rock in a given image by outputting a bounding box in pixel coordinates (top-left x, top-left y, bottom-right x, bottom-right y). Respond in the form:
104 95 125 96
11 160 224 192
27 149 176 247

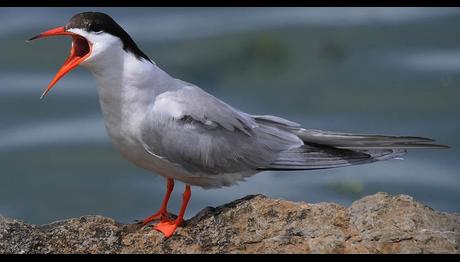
0 192 459 254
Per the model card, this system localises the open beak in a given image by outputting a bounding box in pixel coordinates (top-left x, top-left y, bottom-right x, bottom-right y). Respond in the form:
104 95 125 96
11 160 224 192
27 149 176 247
27 26 92 99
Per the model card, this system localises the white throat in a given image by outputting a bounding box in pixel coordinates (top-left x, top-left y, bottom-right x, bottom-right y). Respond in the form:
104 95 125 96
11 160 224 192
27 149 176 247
80 43 175 153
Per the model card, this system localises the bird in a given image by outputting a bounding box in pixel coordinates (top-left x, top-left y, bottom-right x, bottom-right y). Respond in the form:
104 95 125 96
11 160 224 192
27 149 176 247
27 12 448 238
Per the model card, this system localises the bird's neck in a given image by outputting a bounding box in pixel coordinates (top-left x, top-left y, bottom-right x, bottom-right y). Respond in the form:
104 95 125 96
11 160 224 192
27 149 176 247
84 50 174 143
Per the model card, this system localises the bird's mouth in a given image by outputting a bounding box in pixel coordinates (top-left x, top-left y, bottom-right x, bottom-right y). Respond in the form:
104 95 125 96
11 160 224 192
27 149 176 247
28 26 92 98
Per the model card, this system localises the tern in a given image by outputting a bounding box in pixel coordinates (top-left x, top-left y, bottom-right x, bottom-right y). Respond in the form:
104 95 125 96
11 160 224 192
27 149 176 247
28 12 448 238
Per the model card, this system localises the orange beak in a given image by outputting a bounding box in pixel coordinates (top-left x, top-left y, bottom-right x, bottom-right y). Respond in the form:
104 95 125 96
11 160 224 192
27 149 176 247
27 26 92 99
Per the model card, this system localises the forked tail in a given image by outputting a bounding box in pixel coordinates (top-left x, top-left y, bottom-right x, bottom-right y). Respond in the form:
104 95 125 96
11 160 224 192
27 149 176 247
259 128 449 171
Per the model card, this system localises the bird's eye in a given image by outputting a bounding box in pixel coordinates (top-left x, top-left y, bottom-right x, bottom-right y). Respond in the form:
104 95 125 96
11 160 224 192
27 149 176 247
91 24 102 33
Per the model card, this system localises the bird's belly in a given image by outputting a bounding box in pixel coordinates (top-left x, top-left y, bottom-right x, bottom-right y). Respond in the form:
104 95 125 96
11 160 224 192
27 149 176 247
109 134 257 188
103 114 258 188
107 131 199 182
109 134 173 174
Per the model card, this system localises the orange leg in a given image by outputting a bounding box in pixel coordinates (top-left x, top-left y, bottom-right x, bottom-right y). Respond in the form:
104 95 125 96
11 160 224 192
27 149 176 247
154 184 191 238
142 178 174 225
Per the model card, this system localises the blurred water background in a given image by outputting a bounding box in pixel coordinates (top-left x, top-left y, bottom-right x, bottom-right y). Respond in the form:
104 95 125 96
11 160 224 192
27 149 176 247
0 7 459 224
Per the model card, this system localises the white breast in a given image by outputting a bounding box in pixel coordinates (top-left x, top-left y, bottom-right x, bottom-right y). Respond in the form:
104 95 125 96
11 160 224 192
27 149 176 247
85 48 193 181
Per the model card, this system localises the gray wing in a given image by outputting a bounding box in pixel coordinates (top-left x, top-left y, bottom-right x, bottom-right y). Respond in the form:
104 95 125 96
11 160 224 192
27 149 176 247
140 82 448 175
140 84 303 175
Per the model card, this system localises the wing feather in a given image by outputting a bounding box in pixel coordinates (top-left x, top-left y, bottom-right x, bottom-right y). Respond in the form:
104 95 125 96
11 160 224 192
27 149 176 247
141 84 303 175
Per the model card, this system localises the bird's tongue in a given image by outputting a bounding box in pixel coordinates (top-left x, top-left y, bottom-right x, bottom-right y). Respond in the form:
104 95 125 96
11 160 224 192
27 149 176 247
27 26 92 98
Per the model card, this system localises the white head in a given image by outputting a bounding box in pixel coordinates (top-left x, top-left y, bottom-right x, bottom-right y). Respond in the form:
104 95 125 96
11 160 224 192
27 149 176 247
27 12 152 98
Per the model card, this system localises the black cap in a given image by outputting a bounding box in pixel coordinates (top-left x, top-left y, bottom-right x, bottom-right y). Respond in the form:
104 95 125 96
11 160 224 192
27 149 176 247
66 12 151 63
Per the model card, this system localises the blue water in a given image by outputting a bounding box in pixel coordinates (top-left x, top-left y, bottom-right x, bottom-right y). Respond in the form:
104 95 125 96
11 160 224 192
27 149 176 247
0 7 459 225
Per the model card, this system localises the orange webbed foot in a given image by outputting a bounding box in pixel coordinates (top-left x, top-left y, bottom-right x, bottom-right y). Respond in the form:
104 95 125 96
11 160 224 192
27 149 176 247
141 179 175 226
148 183 191 239
153 220 179 238
140 211 169 226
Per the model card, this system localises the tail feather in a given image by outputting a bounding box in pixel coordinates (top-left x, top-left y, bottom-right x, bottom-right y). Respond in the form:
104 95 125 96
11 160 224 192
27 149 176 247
259 145 406 171
295 129 449 149
251 116 448 171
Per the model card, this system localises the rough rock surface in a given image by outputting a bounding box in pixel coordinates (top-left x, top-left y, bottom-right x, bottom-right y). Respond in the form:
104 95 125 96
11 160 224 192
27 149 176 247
0 192 459 254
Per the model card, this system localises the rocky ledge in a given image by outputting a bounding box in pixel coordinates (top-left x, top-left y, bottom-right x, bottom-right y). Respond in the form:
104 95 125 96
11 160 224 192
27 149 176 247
0 192 459 254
